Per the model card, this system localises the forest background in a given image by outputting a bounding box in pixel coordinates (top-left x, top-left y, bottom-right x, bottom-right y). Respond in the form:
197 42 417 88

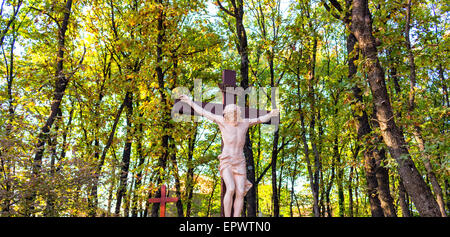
0 0 448 217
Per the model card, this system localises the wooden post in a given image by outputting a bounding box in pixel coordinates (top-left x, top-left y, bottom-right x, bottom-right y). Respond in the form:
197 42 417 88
220 70 236 217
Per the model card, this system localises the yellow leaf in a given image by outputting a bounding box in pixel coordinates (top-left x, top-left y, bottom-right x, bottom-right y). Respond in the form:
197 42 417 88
150 82 159 88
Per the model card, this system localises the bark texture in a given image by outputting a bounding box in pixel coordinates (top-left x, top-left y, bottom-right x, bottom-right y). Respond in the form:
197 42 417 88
350 0 441 217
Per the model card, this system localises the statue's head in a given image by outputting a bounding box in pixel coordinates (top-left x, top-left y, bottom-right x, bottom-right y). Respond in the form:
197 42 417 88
223 104 241 125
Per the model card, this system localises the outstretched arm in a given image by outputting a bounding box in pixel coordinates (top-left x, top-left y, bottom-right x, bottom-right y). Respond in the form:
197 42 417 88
246 109 279 126
179 95 222 123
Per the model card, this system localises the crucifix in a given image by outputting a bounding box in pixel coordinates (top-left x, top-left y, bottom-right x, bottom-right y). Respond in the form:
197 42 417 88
173 70 279 217
148 185 179 217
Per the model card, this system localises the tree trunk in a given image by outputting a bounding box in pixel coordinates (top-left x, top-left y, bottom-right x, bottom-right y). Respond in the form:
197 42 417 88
348 31 395 216
44 108 62 217
131 100 145 217
115 92 133 215
347 31 383 217
335 136 344 217
170 147 184 217
364 148 384 217
404 0 447 217
268 48 280 217
1 22 18 215
106 149 117 216
355 167 360 216
445 179 450 214
325 137 336 217
207 175 218 217
235 0 257 217
185 125 197 217
374 157 395 217
337 160 344 217
151 3 171 216
89 91 128 216
290 147 298 217
373 147 396 216
271 129 280 217
278 141 286 216
398 177 411 217
350 0 441 216
307 34 321 218
326 98 338 217
29 0 73 216
348 165 354 217
370 112 397 217
297 68 320 217
33 0 73 169
437 64 449 107
388 55 412 218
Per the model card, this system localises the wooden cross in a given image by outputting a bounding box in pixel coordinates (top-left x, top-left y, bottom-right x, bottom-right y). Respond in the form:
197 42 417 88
173 69 278 216
148 185 179 217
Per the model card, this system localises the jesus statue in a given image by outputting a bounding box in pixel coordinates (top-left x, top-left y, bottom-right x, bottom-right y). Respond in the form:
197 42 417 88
179 94 279 217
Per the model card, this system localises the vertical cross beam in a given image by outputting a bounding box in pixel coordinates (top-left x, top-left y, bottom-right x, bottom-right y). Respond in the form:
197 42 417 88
220 69 237 106
219 70 236 217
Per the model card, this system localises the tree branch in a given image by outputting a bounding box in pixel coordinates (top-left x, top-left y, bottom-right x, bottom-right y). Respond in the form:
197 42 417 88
256 134 292 185
29 6 60 30
328 0 343 12
216 0 235 17
66 44 87 81
256 163 271 185
0 0 23 47
321 0 342 20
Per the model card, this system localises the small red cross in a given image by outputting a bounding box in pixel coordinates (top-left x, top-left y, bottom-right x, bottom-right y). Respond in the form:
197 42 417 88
148 185 179 217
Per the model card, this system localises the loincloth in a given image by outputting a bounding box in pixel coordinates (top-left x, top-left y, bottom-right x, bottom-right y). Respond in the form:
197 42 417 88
218 153 253 194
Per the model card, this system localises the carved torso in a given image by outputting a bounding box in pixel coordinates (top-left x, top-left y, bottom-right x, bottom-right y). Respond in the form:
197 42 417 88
217 119 249 156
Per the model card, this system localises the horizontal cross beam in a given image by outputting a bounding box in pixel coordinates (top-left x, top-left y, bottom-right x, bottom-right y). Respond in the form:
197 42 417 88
173 99 278 125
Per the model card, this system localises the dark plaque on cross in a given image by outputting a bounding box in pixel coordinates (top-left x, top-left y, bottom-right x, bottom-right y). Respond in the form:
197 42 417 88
172 69 278 217
148 185 179 217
